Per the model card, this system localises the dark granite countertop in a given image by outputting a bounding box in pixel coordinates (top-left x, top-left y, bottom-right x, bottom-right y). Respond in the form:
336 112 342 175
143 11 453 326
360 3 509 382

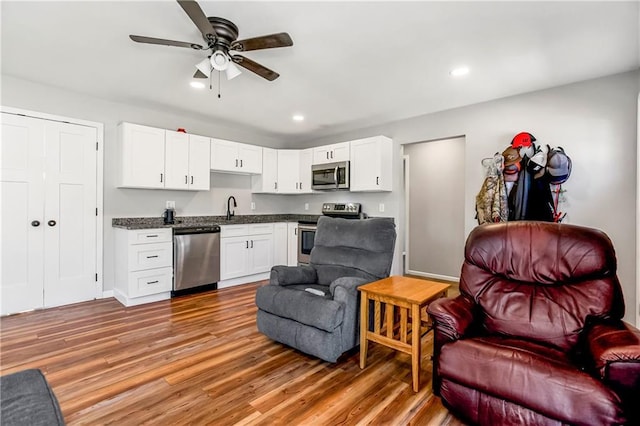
112 214 322 230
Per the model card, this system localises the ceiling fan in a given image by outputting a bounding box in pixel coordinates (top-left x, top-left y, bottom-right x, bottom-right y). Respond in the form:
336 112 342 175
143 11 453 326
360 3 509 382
129 0 293 82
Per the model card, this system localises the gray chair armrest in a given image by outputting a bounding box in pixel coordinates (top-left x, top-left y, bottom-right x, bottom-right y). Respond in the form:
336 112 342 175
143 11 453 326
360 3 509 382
270 265 317 286
329 276 370 299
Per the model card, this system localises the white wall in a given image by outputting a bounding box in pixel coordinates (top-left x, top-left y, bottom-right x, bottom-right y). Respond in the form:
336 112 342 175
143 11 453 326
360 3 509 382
3 72 637 322
301 70 639 324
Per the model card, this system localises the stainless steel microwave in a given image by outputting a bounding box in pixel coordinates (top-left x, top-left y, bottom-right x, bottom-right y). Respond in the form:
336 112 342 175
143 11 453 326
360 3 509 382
311 161 350 190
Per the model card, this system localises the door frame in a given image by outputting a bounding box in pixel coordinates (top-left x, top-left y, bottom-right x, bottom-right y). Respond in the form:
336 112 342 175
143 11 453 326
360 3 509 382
1 106 105 299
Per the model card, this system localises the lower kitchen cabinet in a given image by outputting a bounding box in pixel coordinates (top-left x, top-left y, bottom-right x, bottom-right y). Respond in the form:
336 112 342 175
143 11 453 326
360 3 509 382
287 222 298 266
273 223 288 267
114 227 173 306
220 223 274 285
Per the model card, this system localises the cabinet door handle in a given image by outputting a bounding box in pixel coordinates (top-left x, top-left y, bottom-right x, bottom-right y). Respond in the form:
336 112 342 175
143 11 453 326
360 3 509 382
240 159 243 167
235 159 238 167
376 176 379 185
331 151 334 159
146 255 159 259
295 182 298 189
160 173 163 183
274 182 278 190
47 220 57 227
147 280 159 285
251 240 254 248
246 240 249 249
185 175 188 184
326 152 329 160
31 220 41 227
299 182 302 190
146 235 158 238
191 176 194 184
295 228 297 236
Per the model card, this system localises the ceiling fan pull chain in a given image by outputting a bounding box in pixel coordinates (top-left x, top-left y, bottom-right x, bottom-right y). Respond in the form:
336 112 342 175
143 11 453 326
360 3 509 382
218 71 222 99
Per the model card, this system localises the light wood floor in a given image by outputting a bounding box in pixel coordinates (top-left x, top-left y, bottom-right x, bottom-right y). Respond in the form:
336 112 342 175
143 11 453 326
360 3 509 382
0 281 465 425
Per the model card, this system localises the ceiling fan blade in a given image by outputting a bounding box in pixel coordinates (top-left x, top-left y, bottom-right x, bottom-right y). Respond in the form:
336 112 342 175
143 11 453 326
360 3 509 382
232 55 279 81
193 69 208 79
231 33 293 52
176 0 217 42
130 35 203 50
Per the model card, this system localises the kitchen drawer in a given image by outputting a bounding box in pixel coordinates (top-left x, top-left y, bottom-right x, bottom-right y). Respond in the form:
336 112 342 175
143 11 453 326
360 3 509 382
221 224 250 238
249 223 274 235
128 242 172 270
128 228 172 245
129 267 173 297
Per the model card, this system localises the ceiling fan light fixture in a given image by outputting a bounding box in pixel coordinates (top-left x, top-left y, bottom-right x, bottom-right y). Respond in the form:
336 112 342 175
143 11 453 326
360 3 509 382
190 81 205 89
450 66 470 77
210 50 230 71
195 57 212 76
225 62 242 80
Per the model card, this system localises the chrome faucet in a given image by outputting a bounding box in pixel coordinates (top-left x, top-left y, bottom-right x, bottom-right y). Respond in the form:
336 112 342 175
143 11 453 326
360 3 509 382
226 196 237 220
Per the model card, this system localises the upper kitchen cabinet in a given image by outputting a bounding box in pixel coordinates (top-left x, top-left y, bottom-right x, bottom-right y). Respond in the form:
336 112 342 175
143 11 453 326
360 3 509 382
312 141 350 165
350 136 393 192
165 131 211 191
251 147 278 193
118 122 166 189
118 123 210 191
211 138 262 174
276 149 313 194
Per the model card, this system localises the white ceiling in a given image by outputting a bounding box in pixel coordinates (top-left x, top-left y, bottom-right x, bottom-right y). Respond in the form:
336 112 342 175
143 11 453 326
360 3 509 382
2 1 638 144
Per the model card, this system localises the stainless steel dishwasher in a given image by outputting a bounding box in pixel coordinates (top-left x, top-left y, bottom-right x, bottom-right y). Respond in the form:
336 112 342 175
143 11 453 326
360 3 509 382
173 226 221 295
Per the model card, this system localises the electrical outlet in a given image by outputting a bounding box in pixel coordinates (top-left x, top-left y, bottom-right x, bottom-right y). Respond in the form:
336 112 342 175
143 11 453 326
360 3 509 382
251 202 256 210
304 203 309 211
166 201 175 209
379 203 385 213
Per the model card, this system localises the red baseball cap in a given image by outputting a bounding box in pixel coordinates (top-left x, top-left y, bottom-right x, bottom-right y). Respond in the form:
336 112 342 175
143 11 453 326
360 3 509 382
511 132 536 148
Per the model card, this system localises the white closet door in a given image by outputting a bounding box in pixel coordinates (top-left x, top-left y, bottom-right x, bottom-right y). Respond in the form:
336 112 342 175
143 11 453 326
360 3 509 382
42 121 97 308
0 113 46 314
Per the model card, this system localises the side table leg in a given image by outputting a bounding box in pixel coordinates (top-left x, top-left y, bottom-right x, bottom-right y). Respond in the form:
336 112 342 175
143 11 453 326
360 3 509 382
360 292 369 369
411 303 421 392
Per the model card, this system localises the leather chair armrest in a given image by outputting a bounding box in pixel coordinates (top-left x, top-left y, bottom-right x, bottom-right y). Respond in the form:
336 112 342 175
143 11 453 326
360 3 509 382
587 321 640 393
269 265 317 286
427 295 476 341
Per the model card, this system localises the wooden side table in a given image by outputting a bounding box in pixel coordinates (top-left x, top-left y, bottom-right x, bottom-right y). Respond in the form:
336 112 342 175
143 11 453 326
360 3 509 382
358 276 450 392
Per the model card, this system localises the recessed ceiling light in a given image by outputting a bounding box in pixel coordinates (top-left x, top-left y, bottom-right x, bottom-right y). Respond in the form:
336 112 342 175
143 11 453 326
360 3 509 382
190 81 205 89
450 66 470 77
292 114 305 122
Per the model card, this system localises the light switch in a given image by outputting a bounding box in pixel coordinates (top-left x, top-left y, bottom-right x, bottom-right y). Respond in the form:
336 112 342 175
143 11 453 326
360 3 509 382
379 203 385 213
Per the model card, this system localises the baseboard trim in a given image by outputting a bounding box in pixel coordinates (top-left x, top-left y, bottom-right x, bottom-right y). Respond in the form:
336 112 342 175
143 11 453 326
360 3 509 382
218 272 270 289
102 290 114 299
406 270 459 283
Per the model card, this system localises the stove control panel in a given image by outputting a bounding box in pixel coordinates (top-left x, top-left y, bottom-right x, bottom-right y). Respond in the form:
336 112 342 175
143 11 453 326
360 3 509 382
322 202 361 216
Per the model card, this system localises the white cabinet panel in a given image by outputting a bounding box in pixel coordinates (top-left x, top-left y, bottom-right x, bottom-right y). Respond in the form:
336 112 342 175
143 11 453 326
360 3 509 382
119 123 165 189
220 236 251 280
188 134 211 190
251 148 278 193
277 150 300 193
211 138 262 174
273 223 288 267
350 136 393 192
312 141 350 165
299 149 313 194
114 227 173 306
249 234 273 274
287 222 298 266
164 130 189 190
220 223 275 283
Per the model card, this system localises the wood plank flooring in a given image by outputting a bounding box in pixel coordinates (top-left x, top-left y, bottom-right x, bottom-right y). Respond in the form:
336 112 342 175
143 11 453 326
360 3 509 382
0 281 465 425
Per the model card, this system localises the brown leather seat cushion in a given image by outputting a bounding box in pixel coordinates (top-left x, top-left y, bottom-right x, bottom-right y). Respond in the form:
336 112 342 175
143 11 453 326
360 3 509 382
439 336 624 425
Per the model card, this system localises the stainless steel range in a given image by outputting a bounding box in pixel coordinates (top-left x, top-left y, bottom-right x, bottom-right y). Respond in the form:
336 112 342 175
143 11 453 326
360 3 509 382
297 202 363 264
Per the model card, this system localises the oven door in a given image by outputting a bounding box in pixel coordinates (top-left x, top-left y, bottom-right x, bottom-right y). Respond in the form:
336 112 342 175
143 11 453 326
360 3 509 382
297 224 317 264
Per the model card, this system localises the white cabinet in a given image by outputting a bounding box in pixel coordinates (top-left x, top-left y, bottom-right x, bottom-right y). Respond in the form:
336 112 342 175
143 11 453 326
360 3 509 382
220 224 274 284
273 223 288 266
312 141 350 165
164 131 211 191
287 222 299 266
350 136 393 192
211 138 262 174
275 149 314 194
118 123 210 191
251 147 278 193
119 123 166 189
1 113 98 315
114 228 173 306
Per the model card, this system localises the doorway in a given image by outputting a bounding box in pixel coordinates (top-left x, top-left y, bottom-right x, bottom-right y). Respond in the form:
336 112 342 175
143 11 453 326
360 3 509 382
403 137 465 280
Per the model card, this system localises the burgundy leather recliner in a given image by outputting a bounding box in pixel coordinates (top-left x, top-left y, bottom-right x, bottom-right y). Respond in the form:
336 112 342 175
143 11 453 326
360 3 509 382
427 222 640 425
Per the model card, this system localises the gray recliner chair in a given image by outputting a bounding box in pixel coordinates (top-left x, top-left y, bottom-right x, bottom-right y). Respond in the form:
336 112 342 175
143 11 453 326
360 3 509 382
255 216 396 362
